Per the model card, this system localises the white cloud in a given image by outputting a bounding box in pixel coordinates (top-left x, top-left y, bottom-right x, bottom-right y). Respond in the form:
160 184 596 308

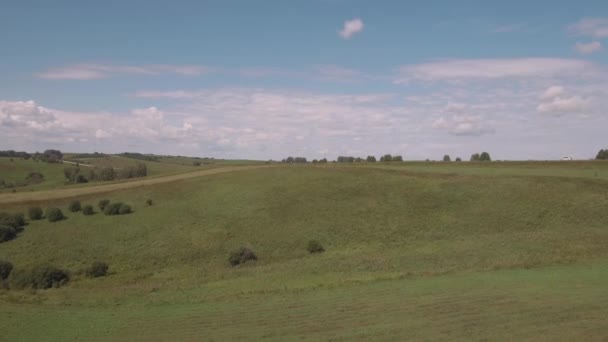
37 64 211 80
540 86 565 101
395 58 602 83
537 86 590 116
338 18 364 39
431 104 494 136
0 100 62 131
95 129 111 139
574 41 602 54
568 17 608 38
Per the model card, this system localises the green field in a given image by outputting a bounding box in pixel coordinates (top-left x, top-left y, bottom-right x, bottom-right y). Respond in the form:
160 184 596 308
1 162 607 340
0 156 255 193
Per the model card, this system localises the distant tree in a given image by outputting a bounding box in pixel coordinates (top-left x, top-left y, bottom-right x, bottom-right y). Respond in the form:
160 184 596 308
337 156 355 163
34 149 63 163
319 158 328 163
133 162 148 177
97 167 115 181
312 159 318 164
355 157 364 162
470 153 481 161
285 156 295 163
443 155 451 162
366 155 376 162
380 154 393 162
193 161 201 166
596 149 608 160
64 167 88 184
479 152 491 161
455 157 462 162
393 155 403 162
294 157 307 163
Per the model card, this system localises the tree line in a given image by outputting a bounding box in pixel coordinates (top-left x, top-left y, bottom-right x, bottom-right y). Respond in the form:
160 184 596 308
64 162 148 184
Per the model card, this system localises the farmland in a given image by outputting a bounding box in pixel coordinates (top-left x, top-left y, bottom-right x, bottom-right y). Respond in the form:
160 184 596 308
1 161 607 340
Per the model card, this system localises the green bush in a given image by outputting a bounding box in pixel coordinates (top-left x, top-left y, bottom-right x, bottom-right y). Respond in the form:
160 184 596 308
0 226 17 243
104 202 132 215
0 212 25 229
86 261 109 278
68 200 81 212
306 240 325 254
146 199 153 206
9 264 70 290
98 199 110 210
82 205 94 216
0 260 13 280
46 208 65 222
118 204 132 215
28 206 43 220
229 247 257 266
103 202 122 215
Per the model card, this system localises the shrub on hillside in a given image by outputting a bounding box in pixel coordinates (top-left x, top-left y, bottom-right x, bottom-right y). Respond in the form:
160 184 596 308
9 264 70 290
103 202 122 215
306 240 325 254
82 205 94 216
28 206 43 220
0 260 13 280
118 204 132 215
25 172 44 184
0 226 16 243
146 199 153 206
0 212 25 229
46 208 65 222
228 247 257 266
86 261 109 278
103 202 132 215
68 200 81 212
98 199 110 210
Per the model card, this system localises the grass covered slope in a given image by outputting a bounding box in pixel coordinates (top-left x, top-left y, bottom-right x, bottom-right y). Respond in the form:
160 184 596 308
1 166 607 339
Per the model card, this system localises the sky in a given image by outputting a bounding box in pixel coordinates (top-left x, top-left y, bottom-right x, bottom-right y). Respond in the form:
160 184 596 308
1 0 608 160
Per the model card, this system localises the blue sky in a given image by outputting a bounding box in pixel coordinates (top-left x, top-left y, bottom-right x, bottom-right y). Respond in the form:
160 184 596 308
1 0 608 160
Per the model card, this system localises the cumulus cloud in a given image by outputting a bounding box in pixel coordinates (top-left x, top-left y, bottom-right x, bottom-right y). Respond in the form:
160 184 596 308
338 18 364 39
574 41 602 54
0 100 62 131
37 64 211 80
395 58 602 83
537 86 590 116
568 17 608 38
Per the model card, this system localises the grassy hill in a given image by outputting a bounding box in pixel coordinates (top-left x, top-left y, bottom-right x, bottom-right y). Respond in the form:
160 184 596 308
0 153 267 193
1 164 607 339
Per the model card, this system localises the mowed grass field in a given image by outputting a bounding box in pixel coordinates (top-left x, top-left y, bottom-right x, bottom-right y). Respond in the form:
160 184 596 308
1 162 608 340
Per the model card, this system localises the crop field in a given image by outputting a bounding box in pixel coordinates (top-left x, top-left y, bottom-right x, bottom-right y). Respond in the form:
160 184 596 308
1 162 608 340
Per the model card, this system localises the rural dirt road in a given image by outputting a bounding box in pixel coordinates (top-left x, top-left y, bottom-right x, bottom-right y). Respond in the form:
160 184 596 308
0 164 274 205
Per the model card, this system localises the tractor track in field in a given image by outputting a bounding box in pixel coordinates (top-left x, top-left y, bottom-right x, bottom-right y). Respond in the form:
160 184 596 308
0 164 275 204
